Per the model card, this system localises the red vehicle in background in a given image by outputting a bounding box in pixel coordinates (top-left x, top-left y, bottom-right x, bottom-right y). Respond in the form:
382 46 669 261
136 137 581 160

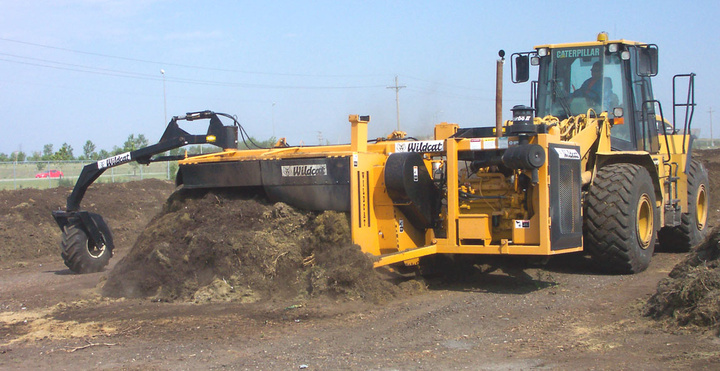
35 170 64 178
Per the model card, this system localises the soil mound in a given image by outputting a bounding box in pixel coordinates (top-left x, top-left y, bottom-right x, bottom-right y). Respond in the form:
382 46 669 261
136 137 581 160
0 179 174 264
102 188 412 303
644 226 720 332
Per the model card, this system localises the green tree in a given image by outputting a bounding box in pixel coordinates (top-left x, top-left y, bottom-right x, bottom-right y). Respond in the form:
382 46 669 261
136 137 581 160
119 134 149 176
122 134 150 152
83 140 97 160
16 151 26 162
98 149 110 159
35 150 47 170
29 151 41 161
54 143 74 160
42 144 54 160
0 153 8 161
137 134 149 148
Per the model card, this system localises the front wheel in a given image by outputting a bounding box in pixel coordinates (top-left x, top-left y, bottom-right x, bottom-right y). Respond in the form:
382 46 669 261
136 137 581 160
61 213 114 273
584 164 658 274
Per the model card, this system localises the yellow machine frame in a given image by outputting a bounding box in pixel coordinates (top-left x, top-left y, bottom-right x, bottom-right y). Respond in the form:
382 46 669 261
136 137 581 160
175 35 703 273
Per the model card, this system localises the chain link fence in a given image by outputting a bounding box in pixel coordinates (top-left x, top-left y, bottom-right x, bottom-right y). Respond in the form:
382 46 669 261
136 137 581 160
0 160 175 190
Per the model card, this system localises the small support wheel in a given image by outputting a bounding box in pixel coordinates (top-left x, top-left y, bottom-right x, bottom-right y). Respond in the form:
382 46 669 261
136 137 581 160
61 213 114 273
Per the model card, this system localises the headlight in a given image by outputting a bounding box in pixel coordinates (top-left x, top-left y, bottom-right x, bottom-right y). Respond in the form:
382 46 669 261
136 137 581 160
608 43 619 53
537 48 549 57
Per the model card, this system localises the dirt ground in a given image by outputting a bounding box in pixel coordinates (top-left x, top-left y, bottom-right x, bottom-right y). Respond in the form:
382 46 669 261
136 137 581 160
1 151 720 369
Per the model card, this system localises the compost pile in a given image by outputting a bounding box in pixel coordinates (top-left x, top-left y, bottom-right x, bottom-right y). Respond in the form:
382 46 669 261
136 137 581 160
644 227 720 332
102 189 412 304
0 179 174 263
644 149 720 333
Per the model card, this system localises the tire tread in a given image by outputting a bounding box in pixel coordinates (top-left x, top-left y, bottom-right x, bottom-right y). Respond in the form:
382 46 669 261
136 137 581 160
584 163 656 274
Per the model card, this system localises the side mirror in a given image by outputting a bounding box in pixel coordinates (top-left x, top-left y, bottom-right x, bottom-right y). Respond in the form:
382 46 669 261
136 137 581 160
637 45 658 77
513 54 530 83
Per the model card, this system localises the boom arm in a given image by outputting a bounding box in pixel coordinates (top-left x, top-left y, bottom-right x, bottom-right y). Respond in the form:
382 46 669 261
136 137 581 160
52 110 238 232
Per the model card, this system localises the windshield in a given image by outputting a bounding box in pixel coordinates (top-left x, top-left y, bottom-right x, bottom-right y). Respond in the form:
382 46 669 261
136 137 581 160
536 46 624 120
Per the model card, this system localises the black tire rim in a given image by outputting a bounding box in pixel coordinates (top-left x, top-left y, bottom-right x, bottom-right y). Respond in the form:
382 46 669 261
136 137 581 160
86 238 107 259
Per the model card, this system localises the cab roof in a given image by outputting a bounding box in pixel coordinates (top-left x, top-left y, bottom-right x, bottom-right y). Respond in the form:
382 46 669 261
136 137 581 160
534 33 647 50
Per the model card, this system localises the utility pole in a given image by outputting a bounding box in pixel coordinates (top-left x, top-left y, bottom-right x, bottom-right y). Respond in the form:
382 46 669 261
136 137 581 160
709 107 715 147
387 76 406 131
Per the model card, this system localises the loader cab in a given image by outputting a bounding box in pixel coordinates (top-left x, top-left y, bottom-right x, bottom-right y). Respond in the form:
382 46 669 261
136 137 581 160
518 36 661 153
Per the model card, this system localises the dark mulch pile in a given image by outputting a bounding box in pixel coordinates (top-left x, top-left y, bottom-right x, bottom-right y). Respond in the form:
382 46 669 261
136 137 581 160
644 227 720 332
102 188 419 304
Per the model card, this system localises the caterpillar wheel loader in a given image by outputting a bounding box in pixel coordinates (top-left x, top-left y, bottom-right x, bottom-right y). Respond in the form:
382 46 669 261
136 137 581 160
53 33 708 275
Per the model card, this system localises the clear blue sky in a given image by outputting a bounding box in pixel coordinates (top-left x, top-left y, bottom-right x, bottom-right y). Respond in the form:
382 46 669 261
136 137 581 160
1 0 717 155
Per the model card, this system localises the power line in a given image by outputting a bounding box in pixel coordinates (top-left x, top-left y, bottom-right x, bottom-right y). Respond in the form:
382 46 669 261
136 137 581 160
0 56 386 90
0 57 159 81
0 37 385 78
0 38 502 95
0 53 160 79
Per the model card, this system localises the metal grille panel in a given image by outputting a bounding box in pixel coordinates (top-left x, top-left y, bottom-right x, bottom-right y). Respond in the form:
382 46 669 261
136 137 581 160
548 143 583 250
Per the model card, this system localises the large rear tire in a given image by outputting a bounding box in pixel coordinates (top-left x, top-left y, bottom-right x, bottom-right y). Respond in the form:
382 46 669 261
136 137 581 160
584 164 658 274
61 213 114 274
658 160 709 252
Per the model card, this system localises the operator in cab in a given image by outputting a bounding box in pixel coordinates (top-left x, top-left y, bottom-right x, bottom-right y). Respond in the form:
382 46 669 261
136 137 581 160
572 61 618 110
